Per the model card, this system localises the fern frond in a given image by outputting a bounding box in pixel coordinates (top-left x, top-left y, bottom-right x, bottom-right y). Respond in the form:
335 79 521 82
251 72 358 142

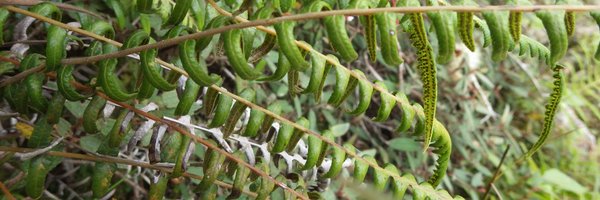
517 35 551 63
426 0 456 64
473 16 492 48
5 0 595 199
590 12 600 60
405 0 438 153
483 11 511 61
536 11 569 65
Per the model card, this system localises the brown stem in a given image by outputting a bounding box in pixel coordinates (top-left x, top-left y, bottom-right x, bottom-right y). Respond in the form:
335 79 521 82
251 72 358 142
0 180 16 200
0 65 44 88
483 146 511 200
0 56 19 66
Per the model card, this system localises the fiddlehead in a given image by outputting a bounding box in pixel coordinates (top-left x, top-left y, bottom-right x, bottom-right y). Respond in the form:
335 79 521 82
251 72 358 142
139 35 178 91
179 38 221 86
97 43 138 101
56 64 90 101
522 64 564 159
426 118 452 186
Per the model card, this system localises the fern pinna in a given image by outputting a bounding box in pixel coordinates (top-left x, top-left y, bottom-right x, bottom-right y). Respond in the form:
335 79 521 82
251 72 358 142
0 0 589 199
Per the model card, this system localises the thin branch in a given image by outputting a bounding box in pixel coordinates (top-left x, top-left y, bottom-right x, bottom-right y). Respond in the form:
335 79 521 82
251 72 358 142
483 146 511 200
114 172 148 196
1 39 48 46
0 65 44 88
490 184 504 200
0 146 257 198
0 55 19 66
15 137 64 160
0 180 16 200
